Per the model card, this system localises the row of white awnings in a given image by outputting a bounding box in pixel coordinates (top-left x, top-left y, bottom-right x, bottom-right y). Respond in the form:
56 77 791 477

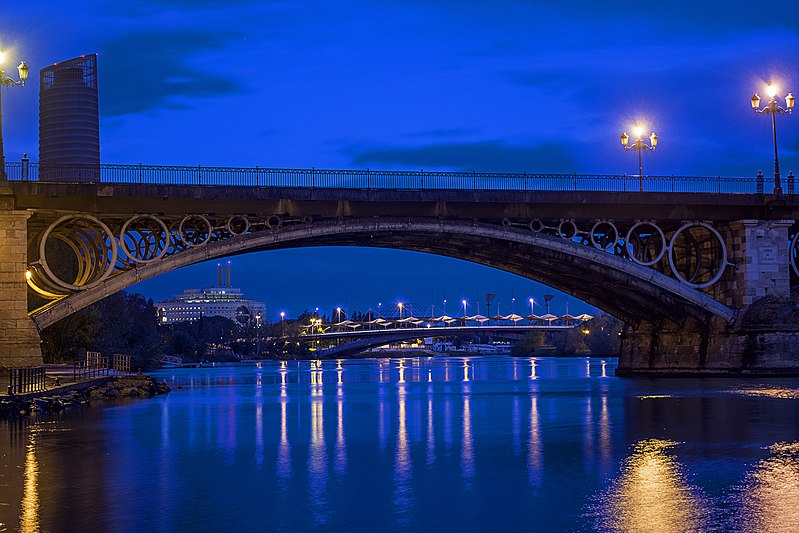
309 313 593 330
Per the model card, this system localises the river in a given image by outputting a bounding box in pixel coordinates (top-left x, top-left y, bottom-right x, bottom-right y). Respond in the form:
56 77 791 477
2 356 799 532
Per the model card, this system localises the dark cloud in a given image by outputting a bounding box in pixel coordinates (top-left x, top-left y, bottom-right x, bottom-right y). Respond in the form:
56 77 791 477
100 30 243 117
350 141 578 173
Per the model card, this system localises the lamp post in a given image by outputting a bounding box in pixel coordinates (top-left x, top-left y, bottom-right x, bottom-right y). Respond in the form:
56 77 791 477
0 52 29 184
336 306 342 323
280 311 285 336
397 302 404 325
752 82 794 195
620 122 658 192
462 299 467 319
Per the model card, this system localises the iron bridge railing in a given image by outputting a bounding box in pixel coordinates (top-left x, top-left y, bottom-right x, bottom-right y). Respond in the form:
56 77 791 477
3 161 772 194
8 366 47 395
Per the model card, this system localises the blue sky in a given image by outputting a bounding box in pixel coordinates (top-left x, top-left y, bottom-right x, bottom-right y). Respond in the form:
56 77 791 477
3 1 799 319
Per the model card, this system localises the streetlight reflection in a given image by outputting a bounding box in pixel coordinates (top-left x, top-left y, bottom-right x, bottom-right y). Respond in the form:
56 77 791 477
590 439 708 532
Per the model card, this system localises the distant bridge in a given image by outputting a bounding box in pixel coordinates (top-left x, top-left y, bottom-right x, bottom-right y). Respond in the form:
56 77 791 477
298 324 575 358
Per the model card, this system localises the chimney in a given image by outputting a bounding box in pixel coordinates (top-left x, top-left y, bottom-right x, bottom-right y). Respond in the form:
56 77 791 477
226 261 231 287
217 263 222 286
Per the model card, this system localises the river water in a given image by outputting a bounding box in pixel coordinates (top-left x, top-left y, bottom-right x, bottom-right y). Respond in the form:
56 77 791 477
1 356 799 532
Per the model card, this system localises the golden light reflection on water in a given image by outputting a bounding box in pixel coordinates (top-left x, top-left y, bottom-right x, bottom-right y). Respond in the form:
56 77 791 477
592 439 708 533
735 442 799 532
731 387 799 399
19 433 39 533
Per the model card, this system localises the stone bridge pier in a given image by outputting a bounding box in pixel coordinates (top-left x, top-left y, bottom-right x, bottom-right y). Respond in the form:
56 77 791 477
0 200 43 369
618 219 799 375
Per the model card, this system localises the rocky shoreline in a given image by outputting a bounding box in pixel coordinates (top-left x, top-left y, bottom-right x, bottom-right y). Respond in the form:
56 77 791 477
0 375 170 418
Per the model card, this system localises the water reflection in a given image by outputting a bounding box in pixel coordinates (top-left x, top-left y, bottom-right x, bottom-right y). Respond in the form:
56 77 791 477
277 393 291 479
528 396 542 487
733 442 799 531
19 431 39 533
461 387 474 484
335 395 347 475
308 384 328 524
426 391 435 466
591 439 708 532
5 357 799 532
394 382 412 520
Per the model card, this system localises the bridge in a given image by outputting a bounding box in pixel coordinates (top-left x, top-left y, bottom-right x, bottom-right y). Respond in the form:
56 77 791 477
2 162 799 375
298 322 578 358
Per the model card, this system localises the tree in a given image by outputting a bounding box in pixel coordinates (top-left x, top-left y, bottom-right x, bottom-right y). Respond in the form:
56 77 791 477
41 291 161 370
511 331 546 356
582 314 623 356
551 328 588 356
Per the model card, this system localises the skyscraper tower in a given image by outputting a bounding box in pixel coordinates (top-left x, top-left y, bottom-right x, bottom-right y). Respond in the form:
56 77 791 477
38 54 100 182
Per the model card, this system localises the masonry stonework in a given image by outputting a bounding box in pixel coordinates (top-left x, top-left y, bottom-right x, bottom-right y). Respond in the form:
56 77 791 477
617 219 799 375
0 210 43 369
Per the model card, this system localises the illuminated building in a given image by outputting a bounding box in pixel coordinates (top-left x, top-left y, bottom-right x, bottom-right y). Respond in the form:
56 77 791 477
38 54 100 182
155 262 266 324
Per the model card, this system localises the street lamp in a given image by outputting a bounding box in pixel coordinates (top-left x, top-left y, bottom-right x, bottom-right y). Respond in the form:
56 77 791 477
462 299 467 318
752 82 794 195
280 311 285 336
336 306 342 323
0 52 29 184
620 122 658 191
397 302 404 322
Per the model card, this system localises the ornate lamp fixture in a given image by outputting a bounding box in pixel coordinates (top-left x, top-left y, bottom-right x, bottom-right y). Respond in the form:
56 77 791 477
620 122 658 192
752 82 794 195
0 51 29 183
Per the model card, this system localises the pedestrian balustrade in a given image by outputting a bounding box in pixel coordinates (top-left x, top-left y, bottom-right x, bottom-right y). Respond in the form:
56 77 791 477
73 351 110 381
8 366 46 395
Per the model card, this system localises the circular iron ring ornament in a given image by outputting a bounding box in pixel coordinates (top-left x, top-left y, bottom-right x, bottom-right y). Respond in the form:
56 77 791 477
558 219 578 239
590 220 619 251
266 215 283 229
667 221 729 288
529 219 544 232
791 232 799 277
120 215 170 264
226 214 251 236
625 221 667 266
178 215 212 247
38 214 119 291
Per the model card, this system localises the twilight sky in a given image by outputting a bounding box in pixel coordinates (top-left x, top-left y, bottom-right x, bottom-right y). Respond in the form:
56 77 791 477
3 1 799 320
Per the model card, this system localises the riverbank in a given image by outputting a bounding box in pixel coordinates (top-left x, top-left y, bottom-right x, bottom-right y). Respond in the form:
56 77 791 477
0 374 170 418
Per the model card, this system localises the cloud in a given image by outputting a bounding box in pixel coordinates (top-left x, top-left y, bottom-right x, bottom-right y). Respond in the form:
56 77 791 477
350 141 578 173
100 30 244 117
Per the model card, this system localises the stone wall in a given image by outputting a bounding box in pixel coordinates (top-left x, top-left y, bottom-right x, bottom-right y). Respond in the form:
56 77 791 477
0 210 42 369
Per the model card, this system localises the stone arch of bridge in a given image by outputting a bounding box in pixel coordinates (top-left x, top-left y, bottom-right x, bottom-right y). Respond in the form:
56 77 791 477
29 217 735 330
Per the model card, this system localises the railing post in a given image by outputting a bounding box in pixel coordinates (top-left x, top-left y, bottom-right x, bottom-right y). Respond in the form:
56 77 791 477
197 164 202 185
139 162 143 184
756 170 764 194
255 165 259 187
312 166 315 188
788 171 795 195
717 175 721 194
367 168 371 190
573 173 577 190
21 153 29 181
473 171 476 191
